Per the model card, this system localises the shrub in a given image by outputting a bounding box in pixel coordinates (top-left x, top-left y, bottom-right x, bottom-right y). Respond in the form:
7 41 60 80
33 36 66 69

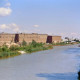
0 48 2 52
25 46 33 53
22 40 27 46
31 40 44 48
0 52 10 57
42 47 48 50
9 46 19 51
48 45 53 49
2 46 9 52
0 51 20 58
31 40 37 47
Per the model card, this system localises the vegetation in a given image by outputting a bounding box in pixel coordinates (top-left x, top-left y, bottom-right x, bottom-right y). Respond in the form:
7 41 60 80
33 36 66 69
52 42 69 46
0 45 21 59
0 40 53 59
21 40 53 53
22 40 27 46
51 41 77 46
0 40 79 59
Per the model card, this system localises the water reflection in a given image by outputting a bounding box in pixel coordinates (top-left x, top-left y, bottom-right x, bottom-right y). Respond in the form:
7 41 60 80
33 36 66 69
37 73 78 80
36 46 80 80
64 48 80 54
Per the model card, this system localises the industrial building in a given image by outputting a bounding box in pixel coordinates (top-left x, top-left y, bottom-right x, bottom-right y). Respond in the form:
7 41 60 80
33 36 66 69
0 33 61 46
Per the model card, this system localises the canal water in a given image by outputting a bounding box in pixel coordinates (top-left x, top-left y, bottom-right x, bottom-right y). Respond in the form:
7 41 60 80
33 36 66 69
0 45 80 80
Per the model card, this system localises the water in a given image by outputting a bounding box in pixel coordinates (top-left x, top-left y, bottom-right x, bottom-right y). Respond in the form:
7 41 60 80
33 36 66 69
0 45 80 80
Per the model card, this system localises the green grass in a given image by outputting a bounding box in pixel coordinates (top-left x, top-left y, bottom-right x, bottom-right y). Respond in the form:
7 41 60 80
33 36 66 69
0 41 53 59
0 51 20 59
52 42 72 46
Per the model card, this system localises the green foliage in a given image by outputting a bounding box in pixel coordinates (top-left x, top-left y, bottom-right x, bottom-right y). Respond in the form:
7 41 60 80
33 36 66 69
47 45 53 49
31 40 43 48
9 46 19 51
2 46 9 52
42 47 48 50
31 40 37 47
52 42 67 45
0 48 2 52
25 45 32 53
0 40 53 59
74 39 80 42
0 51 20 58
22 40 27 46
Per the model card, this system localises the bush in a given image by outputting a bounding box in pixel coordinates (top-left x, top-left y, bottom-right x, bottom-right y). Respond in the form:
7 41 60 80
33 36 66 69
9 46 19 51
22 40 27 46
0 51 20 58
42 47 48 50
48 45 53 49
25 45 33 53
0 52 10 57
31 40 37 47
0 48 2 52
31 40 44 48
52 42 67 45
2 46 9 52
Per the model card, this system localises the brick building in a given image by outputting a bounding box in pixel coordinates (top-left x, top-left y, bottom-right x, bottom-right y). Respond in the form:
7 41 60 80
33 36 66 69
52 36 62 43
47 35 61 43
0 33 61 46
19 33 48 43
0 33 15 46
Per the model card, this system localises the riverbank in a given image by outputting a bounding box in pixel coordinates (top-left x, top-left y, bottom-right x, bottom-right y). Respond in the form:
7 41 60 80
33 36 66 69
0 41 53 59
52 42 79 46
0 41 79 59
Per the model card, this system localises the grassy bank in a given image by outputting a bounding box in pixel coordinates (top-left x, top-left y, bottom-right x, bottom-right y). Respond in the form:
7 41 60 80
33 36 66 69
0 46 21 59
52 42 78 46
0 40 79 59
0 40 53 59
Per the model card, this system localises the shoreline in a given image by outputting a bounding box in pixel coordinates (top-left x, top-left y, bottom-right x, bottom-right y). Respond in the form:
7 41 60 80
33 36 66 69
0 43 79 59
0 43 53 59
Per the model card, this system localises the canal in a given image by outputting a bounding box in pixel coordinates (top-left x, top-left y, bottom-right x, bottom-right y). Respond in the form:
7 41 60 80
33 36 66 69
0 45 80 80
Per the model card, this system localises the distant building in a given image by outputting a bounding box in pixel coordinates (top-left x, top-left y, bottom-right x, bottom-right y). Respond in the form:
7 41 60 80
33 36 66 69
47 36 61 43
0 33 62 46
52 36 62 43
19 33 48 43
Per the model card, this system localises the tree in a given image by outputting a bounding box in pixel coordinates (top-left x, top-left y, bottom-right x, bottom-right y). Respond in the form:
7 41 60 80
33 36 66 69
74 39 79 42
31 40 37 47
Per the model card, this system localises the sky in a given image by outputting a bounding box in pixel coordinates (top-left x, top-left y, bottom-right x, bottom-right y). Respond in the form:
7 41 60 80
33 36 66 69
0 0 80 38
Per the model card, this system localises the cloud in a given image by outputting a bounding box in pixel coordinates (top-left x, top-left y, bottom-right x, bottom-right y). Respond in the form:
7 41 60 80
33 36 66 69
33 25 39 27
11 23 20 32
0 23 20 32
0 7 12 16
0 0 12 16
0 24 10 29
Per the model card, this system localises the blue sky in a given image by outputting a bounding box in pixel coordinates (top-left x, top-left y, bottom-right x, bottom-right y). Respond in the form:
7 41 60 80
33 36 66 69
0 0 80 38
